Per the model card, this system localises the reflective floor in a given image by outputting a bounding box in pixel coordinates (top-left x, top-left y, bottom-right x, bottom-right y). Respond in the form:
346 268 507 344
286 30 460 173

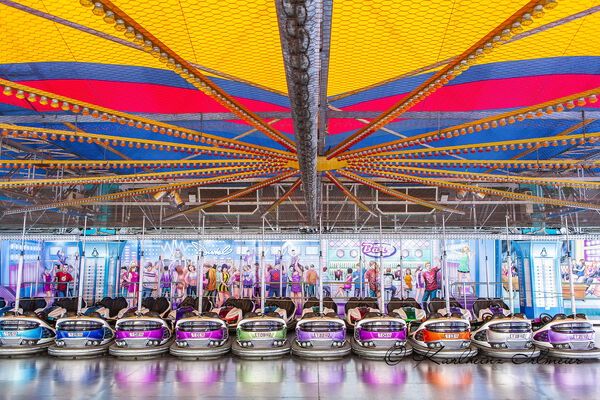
0 354 598 399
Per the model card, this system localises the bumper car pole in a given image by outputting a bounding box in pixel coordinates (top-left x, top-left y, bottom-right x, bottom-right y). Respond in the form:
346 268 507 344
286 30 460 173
378 215 384 311
199 214 205 313
506 214 514 314
442 216 450 312
14 213 27 314
261 217 266 311
137 217 146 315
77 216 88 315
564 216 576 315
319 216 323 314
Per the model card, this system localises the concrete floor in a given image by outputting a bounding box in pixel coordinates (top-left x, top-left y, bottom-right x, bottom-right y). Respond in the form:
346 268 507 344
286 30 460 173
0 354 598 400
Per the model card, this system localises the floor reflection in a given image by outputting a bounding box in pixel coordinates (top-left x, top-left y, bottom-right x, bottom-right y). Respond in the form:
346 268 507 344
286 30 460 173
0 355 598 399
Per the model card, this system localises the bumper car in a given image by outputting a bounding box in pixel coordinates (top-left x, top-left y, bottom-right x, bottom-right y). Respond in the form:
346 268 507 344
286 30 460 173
387 298 427 322
409 298 477 359
292 298 351 359
470 298 539 359
344 297 379 330
231 311 290 359
427 297 473 321
0 297 14 317
37 297 84 325
351 312 412 360
81 297 128 321
0 298 56 357
170 297 232 359
211 298 255 331
532 313 600 359
109 297 173 358
48 297 127 358
258 297 297 329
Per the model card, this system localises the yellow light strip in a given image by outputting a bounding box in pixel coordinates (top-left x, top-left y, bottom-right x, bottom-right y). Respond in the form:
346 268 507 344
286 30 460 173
327 0 561 159
2 168 285 216
355 159 599 169
350 166 600 211
324 171 378 216
79 0 296 153
0 163 285 189
163 169 299 221
353 163 600 189
0 159 280 170
340 89 599 159
0 79 296 160
0 124 290 160
354 132 600 159
337 169 464 215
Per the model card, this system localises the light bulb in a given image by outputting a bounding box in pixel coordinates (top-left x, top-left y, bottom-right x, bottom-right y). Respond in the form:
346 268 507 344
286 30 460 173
576 97 586 106
27 93 37 102
589 95 598 103
134 33 144 44
543 0 557 10
500 29 512 41
80 0 94 7
125 26 136 38
511 21 523 34
61 102 70 111
520 13 533 26
103 10 115 24
532 5 545 18
115 19 126 31
15 90 25 99
2 86 12 96
566 100 575 109
92 2 104 16
50 99 59 108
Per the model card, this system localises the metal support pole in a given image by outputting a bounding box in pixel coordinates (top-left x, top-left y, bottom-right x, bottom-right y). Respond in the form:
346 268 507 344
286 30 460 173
484 240 490 297
358 240 363 297
199 214 205 312
505 214 514 314
14 213 27 314
399 238 404 300
77 216 88 314
564 217 576 314
319 216 324 314
261 217 266 311
137 217 146 314
115 255 121 298
378 215 384 311
442 217 450 312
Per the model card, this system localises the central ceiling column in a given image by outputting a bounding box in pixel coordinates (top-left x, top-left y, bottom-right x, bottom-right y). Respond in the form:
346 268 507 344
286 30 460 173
276 0 332 226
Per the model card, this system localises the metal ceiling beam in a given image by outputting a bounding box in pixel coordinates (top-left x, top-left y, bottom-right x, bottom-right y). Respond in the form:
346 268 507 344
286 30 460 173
324 171 378 217
2 168 286 216
353 166 600 211
163 170 299 221
276 0 326 225
261 178 302 217
337 169 464 215
3 111 599 124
